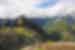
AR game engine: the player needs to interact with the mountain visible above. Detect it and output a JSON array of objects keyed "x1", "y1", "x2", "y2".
[
  {"x1": 59, "y1": 15, "x2": 75, "y2": 26},
  {"x1": 30, "y1": 18, "x2": 49, "y2": 27}
]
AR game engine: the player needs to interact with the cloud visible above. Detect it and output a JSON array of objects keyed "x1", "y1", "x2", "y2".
[
  {"x1": 0, "y1": 0, "x2": 74, "y2": 18},
  {"x1": 31, "y1": 0, "x2": 74, "y2": 17},
  {"x1": 8, "y1": 0, "x2": 32, "y2": 19},
  {"x1": 33, "y1": 0, "x2": 57, "y2": 8},
  {"x1": 30, "y1": 0, "x2": 73, "y2": 18}
]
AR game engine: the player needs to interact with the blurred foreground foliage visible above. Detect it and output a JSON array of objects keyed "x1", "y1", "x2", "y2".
[{"x1": 0, "y1": 27, "x2": 37, "y2": 50}]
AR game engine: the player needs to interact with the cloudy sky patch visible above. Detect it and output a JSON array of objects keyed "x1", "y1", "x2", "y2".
[{"x1": 0, "y1": 0, "x2": 74, "y2": 18}]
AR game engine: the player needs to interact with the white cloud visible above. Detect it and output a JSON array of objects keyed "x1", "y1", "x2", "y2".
[
  {"x1": 8, "y1": 0, "x2": 32, "y2": 19},
  {"x1": 30, "y1": 0, "x2": 73, "y2": 18},
  {"x1": 0, "y1": 0, "x2": 74, "y2": 18}
]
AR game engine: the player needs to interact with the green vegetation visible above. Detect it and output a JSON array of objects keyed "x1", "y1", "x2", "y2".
[
  {"x1": 43, "y1": 17, "x2": 75, "y2": 41},
  {"x1": 0, "y1": 16, "x2": 75, "y2": 50}
]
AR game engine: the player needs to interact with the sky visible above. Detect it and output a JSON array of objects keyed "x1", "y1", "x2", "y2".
[
  {"x1": 32, "y1": 0, "x2": 58, "y2": 8},
  {"x1": 0, "y1": 0, "x2": 74, "y2": 18}
]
